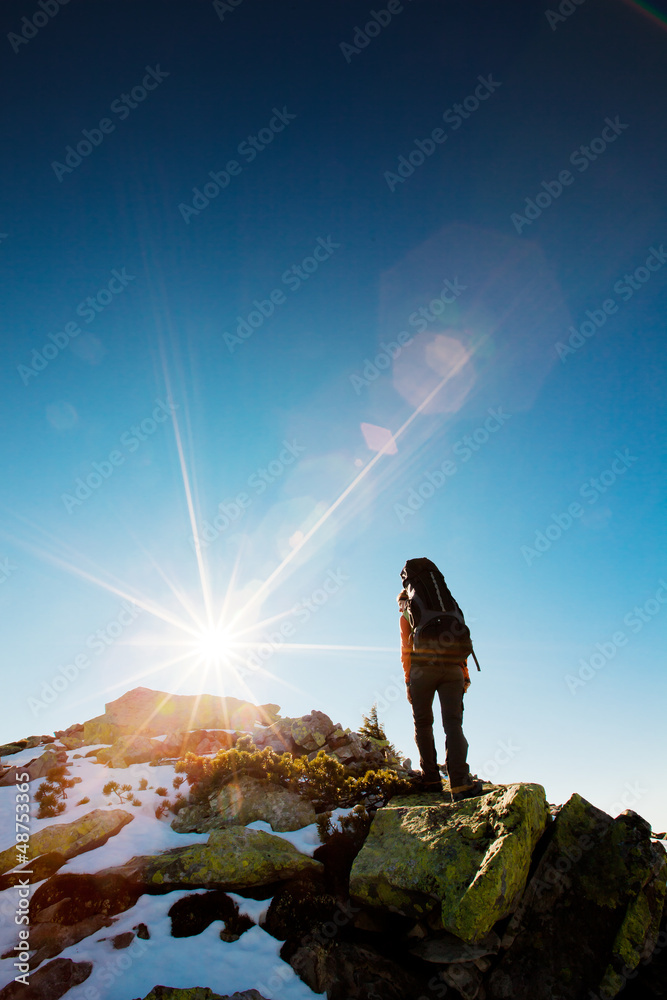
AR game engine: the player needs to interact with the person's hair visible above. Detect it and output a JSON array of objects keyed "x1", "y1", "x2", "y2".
[{"x1": 397, "y1": 590, "x2": 408, "y2": 602}]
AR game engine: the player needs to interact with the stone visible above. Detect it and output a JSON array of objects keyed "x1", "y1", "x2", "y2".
[
  {"x1": 290, "y1": 939, "x2": 429, "y2": 999},
  {"x1": 96, "y1": 736, "x2": 158, "y2": 767},
  {"x1": 349, "y1": 783, "x2": 549, "y2": 942},
  {"x1": 82, "y1": 715, "x2": 124, "y2": 746},
  {"x1": 0, "y1": 958, "x2": 92, "y2": 1000},
  {"x1": 409, "y1": 928, "x2": 501, "y2": 963},
  {"x1": 0, "y1": 809, "x2": 133, "y2": 876},
  {"x1": 58, "y1": 735, "x2": 86, "y2": 750},
  {"x1": 213, "y1": 775, "x2": 316, "y2": 831},
  {"x1": 159, "y1": 730, "x2": 234, "y2": 759},
  {"x1": 30, "y1": 871, "x2": 143, "y2": 925},
  {"x1": 0, "y1": 852, "x2": 66, "y2": 889},
  {"x1": 0, "y1": 748, "x2": 67, "y2": 787},
  {"x1": 101, "y1": 826, "x2": 322, "y2": 891},
  {"x1": 168, "y1": 890, "x2": 253, "y2": 939},
  {"x1": 27, "y1": 914, "x2": 112, "y2": 967},
  {"x1": 290, "y1": 711, "x2": 335, "y2": 751},
  {"x1": 486, "y1": 794, "x2": 667, "y2": 1000},
  {"x1": 134, "y1": 922, "x2": 151, "y2": 939},
  {"x1": 262, "y1": 872, "x2": 339, "y2": 943},
  {"x1": 251, "y1": 720, "x2": 298, "y2": 754}
]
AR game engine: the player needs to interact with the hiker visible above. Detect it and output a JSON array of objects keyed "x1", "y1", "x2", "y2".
[{"x1": 399, "y1": 559, "x2": 482, "y2": 802}]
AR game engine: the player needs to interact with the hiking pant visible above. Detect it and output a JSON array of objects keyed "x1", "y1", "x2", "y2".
[{"x1": 409, "y1": 656, "x2": 469, "y2": 788}]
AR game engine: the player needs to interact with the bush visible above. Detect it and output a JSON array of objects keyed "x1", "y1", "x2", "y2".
[
  {"x1": 76, "y1": 796, "x2": 90, "y2": 806},
  {"x1": 103, "y1": 781, "x2": 133, "y2": 804},
  {"x1": 138, "y1": 778, "x2": 148, "y2": 791},
  {"x1": 35, "y1": 765, "x2": 78, "y2": 818},
  {"x1": 175, "y1": 744, "x2": 412, "y2": 813},
  {"x1": 155, "y1": 786, "x2": 168, "y2": 797}
]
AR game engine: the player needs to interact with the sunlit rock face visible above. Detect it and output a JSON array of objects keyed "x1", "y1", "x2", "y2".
[{"x1": 101, "y1": 686, "x2": 277, "y2": 735}]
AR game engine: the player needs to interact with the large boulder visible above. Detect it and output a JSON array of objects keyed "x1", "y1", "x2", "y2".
[
  {"x1": 349, "y1": 783, "x2": 549, "y2": 942},
  {"x1": 96, "y1": 736, "x2": 161, "y2": 767},
  {"x1": 0, "y1": 809, "x2": 133, "y2": 877},
  {"x1": 30, "y1": 871, "x2": 141, "y2": 924},
  {"x1": 82, "y1": 715, "x2": 125, "y2": 746},
  {"x1": 290, "y1": 711, "x2": 335, "y2": 752},
  {"x1": 213, "y1": 776, "x2": 316, "y2": 831},
  {"x1": 101, "y1": 827, "x2": 322, "y2": 891},
  {"x1": 486, "y1": 794, "x2": 667, "y2": 1000},
  {"x1": 103, "y1": 687, "x2": 275, "y2": 736}
]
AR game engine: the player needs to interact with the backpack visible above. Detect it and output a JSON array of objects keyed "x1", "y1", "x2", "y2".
[{"x1": 400, "y1": 557, "x2": 479, "y2": 668}]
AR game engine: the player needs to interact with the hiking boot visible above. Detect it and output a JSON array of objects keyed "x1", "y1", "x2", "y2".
[
  {"x1": 412, "y1": 774, "x2": 443, "y2": 793},
  {"x1": 450, "y1": 779, "x2": 484, "y2": 803}
]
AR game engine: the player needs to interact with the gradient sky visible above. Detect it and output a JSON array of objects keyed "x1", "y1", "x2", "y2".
[{"x1": 1, "y1": 0, "x2": 666, "y2": 831}]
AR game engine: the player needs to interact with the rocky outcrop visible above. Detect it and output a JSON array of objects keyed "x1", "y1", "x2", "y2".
[
  {"x1": 101, "y1": 687, "x2": 277, "y2": 736},
  {"x1": 349, "y1": 783, "x2": 548, "y2": 942},
  {"x1": 486, "y1": 793, "x2": 667, "y2": 1000},
  {"x1": 0, "y1": 809, "x2": 133, "y2": 877},
  {"x1": 0, "y1": 735, "x2": 49, "y2": 757},
  {"x1": 100, "y1": 826, "x2": 322, "y2": 891}
]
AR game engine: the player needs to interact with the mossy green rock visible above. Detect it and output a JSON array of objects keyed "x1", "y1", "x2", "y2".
[
  {"x1": 349, "y1": 783, "x2": 548, "y2": 942},
  {"x1": 109, "y1": 827, "x2": 322, "y2": 890},
  {"x1": 0, "y1": 809, "x2": 133, "y2": 876},
  {"x1": 486, "y1": 794, "x2": 667, "y2": 1000}
]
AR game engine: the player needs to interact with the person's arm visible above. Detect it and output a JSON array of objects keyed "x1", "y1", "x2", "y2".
[{"x1": 462, "y1": 661, "x2": 471, "y2": 693}]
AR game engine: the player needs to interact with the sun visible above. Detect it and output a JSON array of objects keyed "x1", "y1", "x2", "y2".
[{"x1": 194, "y1": 625, "x2": 234, "y2": 665}]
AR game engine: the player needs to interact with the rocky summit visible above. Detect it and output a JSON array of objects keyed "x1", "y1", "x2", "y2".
[{"x1": 0, "y1": 686, "x2": 664, "y2": 1000}]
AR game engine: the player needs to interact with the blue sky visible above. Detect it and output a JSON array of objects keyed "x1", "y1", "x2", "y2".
[{"x1": 1, "y1": 0, "x2": 666, "y2": 830}]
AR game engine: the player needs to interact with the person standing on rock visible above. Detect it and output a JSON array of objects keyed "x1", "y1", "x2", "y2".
[{"x1": 398, "y1": 559, "x2": 483, "y2": 803}]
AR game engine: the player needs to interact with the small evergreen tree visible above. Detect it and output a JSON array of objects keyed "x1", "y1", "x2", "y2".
[{"x1": 359, "y1": 703, "x2": 399, "y2": 762}]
